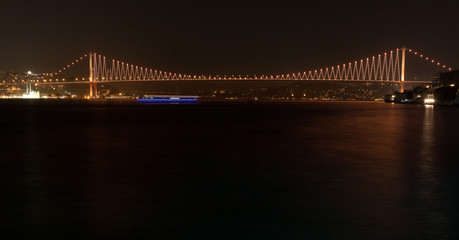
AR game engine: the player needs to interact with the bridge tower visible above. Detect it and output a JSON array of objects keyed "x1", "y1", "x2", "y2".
[
  {"x1": 401, "y1": 47, "x2": 406, "y2": 93},
  {"x1": 89, "y1": 51, "x2": 98, "y2": 98}
]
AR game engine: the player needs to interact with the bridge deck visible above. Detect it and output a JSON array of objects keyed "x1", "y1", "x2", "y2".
[{"x1": 11, "y1": 79, "x2": 431, "y2": 85}]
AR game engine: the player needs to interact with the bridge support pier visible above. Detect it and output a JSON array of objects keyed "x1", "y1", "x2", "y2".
[{"x1": 89, "y1": 82, "x2": 97, "y2": 99}]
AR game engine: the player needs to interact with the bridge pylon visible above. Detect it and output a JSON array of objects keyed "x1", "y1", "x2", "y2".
[
  {"x1": 89, "y1": 51, "x2": 98, "y2": 98},
  {"x1": 401, "y1": 47, "x2": 406, "y2": 93}
]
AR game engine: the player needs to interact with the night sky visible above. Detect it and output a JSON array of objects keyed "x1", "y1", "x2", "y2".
[{"x1": 1, "y1": 0, "x2": 458, "y2": 77}]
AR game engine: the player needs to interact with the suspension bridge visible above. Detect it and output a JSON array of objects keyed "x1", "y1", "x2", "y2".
[{"x1": 26, "y1": 47, "x2": 454, "y2": 98}]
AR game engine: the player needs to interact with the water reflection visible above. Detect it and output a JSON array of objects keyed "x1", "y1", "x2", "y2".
[
  {"x1": 418, "y1": 105, "x2": 437, "y2": 201},
  {"x1": 416, "y1": 105, "x2": 449, "y2": 237},
  {"x1": 420, "y1": 105, "x2": 435, "y2": 175},
  {"x1": 3, "y1": 102, "x2": 459, "y2": 239}
]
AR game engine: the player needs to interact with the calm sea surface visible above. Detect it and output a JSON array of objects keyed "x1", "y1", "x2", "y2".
[{"x1": 1, "y1": 101, "x2": 459, "y2": 239}]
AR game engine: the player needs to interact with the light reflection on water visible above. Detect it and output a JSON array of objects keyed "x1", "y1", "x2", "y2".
[
  {"x1": 1, "y1": 101, "x2": 458, "y2": 239},
  {"x1": 415, "y1": 105, "x2": 449, "y2": 237},
  {"x1": 420, "y1": 105, "x2": 435, "y2": 178}
]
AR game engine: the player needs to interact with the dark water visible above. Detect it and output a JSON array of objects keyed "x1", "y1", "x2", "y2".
[{"x1": 1, "y1": 101, "x2": 459, "y2": 239}]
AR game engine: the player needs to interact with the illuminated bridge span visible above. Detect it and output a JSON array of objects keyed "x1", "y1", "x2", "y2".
[{"x1": 43, "y1": 47, "x2": 453, "y2": 98}]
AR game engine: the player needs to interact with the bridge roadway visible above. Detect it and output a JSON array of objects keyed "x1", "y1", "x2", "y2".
[{"x1": 13, "y1": 79, "x2": 430, "y2": 85}]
